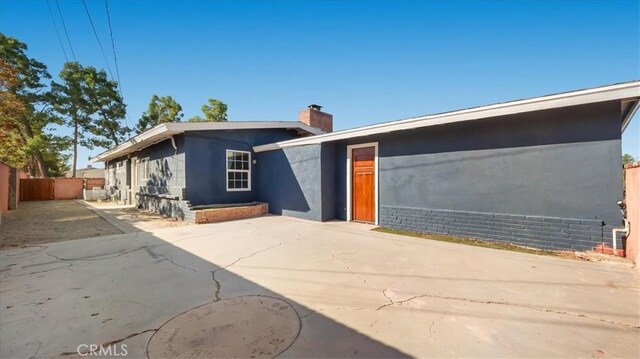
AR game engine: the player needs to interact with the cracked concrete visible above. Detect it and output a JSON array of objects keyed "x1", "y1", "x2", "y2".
[{"x1": 1, "y1": 215, "x2": 639, "y2": 358}]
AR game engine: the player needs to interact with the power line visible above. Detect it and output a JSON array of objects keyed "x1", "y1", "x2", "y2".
[
  {"x1": 54, "y1": 0, "x2": 76, "y2": 61},
  {"x1": 104, "y1": 0, "x2": 130, "y2": 129},
  {"x1": 104, "y1": 0, "x2": 121, "y2": 88},
  {"x1": 81, "y1": 0, "x2": 114, "y2": 80},
  {"x1": 45, "y1": 0, "x2": 69, "y2": 62}
]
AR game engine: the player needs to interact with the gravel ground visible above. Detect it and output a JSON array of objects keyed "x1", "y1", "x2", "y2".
[{"x1": 0, "y1": 200, "x2": 122, "y2": 249}]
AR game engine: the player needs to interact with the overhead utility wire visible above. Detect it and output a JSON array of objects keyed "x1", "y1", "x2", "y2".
[
  {"x1": 104, "y1": 0, "x2": 130, "y2": 129},
  {"x1": 54, "y1": 0, "x2": 77, "y2": 61},
  {"x1": 45, "y1": 0, "x2": 69, "y2": 62},
  {"x1": 104, "y1": 0, "x2": 122, "y2": 90},
  {"x1": 81, "y1": 0, "x2": 115, "y2": 80}
]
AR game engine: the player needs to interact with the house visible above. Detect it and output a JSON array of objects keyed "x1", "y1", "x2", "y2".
[
  {"x1": 65, "y1": 165, "x2": 105, "y2": 178},
  {"x1": 91, "y1": 81, "x2": 640, "y2": 252},
  {"x1": 91, "y1": 115, "x2": 327, "y2": 218}
]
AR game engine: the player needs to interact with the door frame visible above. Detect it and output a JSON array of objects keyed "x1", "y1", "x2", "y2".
[
  {"x1": 130, "y1": 157, "x2": 138, "y2": 205},
  {"x1": 346, "y1": 142, "x2": 379, "y2": 225}
]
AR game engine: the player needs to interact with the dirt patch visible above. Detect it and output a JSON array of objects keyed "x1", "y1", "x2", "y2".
[
  {"x1": 373, "y1": 227, "x2": 563, "y2": 257},
  {"x1": 0, "y1": 201, "x2": 122, "y2": 249},
  {"x1": 373, "y1": 227, "x2": 635, "y2": 267},
  {"x1": 85, "y1": 202, "x2": 191, "y2": 232}
]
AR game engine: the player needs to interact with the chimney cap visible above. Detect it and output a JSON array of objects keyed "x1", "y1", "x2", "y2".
[{"x1": 308, "y1": 104, "x2": 323, "y2": 111}]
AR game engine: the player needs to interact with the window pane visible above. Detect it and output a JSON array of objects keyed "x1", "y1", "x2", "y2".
[
  {"x1": 228, "y1": 180, "x2": 235, "y2": 189},
  {"x1": 241, "y1": 172, "x2": 248, "y2": 181}
]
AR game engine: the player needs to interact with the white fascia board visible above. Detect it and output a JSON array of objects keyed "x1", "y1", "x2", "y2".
[
  {"x1": 90, "y1": 121, "x2": 323, "y2": 163},
  {"x1": 254, "y1": 81, "x2": 640, "y2": 153},
  {"x1": 90, "y1": 124, "x2": 173, "y2": 163},
  {"x1": 622, "y1": 100, "x2": 639, "y2": 133},
  {"x1": 163, "y1": 121, "x2": 324, "y2": 134}
]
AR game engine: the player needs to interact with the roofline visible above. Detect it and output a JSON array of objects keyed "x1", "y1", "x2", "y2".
[
  {"x1": 622, "y1": 99, "x2": 639, "y2": 133},
  {"x1": 254, "y1": 81, "x2": 640, "y2": 153},
  {"x1": 90, "y1": 121, "x2": 325, "y2": 163}
]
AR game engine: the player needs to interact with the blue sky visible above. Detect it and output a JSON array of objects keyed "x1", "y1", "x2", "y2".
[{"x1": 1, "y1": 0, "x2": 639, "y2": 168}]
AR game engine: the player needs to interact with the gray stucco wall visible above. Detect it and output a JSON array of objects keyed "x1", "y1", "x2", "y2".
[
  {"x1": 321, "y1": 101, "x2": 624, "y2": 250},
  {"x1": 329, "y1": 101, "x2": 623, "y2": 225},
  {"x1": 378, "y1": 101, "x2": 622, "y2": 224},
  {"x1": 256, "y1": 145, "x2": 324, "y2": 221},
  {"x1": 184, "y1": 129, "x2": 303, "y2": 206}
]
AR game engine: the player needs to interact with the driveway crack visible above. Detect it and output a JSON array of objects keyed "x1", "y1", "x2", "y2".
[
  {"x1": 331, "y1": 249, "x2": 394, "y2": 308},
  {"x1": 3, "y1": 264, "x2": 74, "y2": 278},
  {"x1": 376, "y1": 292, "x2": 639, "y2": 329},
  {"x1": 208, "y1": 242, "x2": 285, "y2": 302}
]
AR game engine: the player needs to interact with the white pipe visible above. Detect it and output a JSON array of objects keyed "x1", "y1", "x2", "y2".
[{"x1": 611, "y1": 220, "x2": 629, "y2": 256}]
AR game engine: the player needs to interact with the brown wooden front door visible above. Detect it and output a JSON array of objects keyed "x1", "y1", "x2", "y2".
[{"x1": 352, "y1": 146, "x2": 375, "y2": 223}]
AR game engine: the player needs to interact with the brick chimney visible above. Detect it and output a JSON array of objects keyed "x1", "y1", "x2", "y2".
[{"x1": 299, "y1": 104, "x2": 333, "y2": 133}]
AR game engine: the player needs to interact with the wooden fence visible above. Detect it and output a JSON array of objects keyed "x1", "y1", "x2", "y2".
[
  {"x1": 19, "y1": 177, "x2": 105, "y2": 202},
  {"x1": 19, "y1": 178, "x2": 54, "y2": 201}
]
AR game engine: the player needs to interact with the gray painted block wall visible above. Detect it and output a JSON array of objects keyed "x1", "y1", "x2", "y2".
[{"x1": 136, "y1": 136, "x2": 186, "y2": 195}]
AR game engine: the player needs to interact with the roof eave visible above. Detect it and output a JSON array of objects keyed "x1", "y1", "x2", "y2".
[
  {"x1": 254, "y1": 81, "x2": 640, "y2": 153},
  {"x1": 90, "y1": 121, "x2": 324, "y2": 163}
]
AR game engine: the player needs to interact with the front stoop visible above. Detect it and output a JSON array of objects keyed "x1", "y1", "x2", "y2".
[{"x1": 193, "y1": 203, "x2": 269, "y2": 224}]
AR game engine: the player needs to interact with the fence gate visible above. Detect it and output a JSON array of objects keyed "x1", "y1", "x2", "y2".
[{"x1": 19, "y1": 178, "x2": 55, "y2": 201}]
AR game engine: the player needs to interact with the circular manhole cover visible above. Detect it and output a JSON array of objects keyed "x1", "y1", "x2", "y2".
[{"x1": 147, "y1": 296, "x2": 300, "y2": 358}]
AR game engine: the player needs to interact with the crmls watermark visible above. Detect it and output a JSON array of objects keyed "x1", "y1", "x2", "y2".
[{"x1": 76, "y1": 344, "x2": 128, "y2": 357}]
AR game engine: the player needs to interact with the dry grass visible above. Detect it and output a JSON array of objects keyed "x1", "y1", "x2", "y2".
[
  {"x1": 0, "y1": 201, "x2": 122, "y2": 249},
  {"x1": 373, "y1": 227, "x2": 564, "y2": 257}
]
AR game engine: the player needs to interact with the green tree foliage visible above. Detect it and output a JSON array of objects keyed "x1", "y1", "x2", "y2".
[
  {"x1": 622, "y1": 153, "x2": 636, "y2": 165},
  {"x1": 136, "y1": 95, "x2": 184, "y2": 133},
  {"x1": 52, "y1": 62, "x2": 129, "y2": 177},
  {"x1": 188, "y1": 98, "x2": 228, "y2": 122},
  {"x1": 0, "y1": 33, "x2": 69, "y2": 177}
]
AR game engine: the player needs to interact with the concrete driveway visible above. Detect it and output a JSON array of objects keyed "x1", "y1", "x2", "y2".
[{"x1": 1, "y1": 216, "x2": 638, "y2": 358}]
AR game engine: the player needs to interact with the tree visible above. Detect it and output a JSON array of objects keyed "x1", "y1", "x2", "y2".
[
  {"x1": 52, "y1": 62, "x2": 129, "y2": 177},
  {"x1": 622, "y1": 153, "x2": 636, "y2": 165},
  {"x1": 188, "y1": 98, "x2": 227, "y2": 122},
  {"x1": 136, "y1": 95, "x2": 183, "y2": 133},
  {"x1": 0, "y1": 34, "x2": 69, "y2": 177}
]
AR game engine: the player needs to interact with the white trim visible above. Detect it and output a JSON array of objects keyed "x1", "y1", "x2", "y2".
[
  {"x1": 346, "y1": 142, "x2": 379, "y2": 225},
  {"x1": 90, "y1": 121, "x2": 325, "y2": 163},
  {"x1": 130, "y1": 156, "x2": 138, "y2": 205},
  {"x1": 140, "y1": 158, "x2": 150, "y2": 180},
  {"x1": 225, "y1": 149, "x2": 252, "y2": 192},
  {"x1": 254, "y1": 81, "x2": 640, "y2": 152},
  {"x1": 622, "y1": 100, "x2": 639, "y2": 133}
]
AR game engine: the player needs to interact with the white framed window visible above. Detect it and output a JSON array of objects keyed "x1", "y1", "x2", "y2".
[
  {"x1": 116, "y1": 161, "x2": 124, "y2": 173},
  {"x1": 140, "y1": 158, "x2": 150, "y2": 180},
  {"x1": 226, "y1": 150, "x2": 251, "y2": 191}
]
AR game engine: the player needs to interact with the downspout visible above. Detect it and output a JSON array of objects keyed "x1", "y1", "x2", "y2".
[
  {"x1": 170, "y1": 136, "x2": 177, "y2": 152},
  {"x1": 611, "y1": 200, "x2": 629, "y2": 256},
  {"x1": 170, "y1": 136, "x2": 178, "y2": 197},
  {"x1": 611, "y1": 220, "x2": 629, "y2": 256}
]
